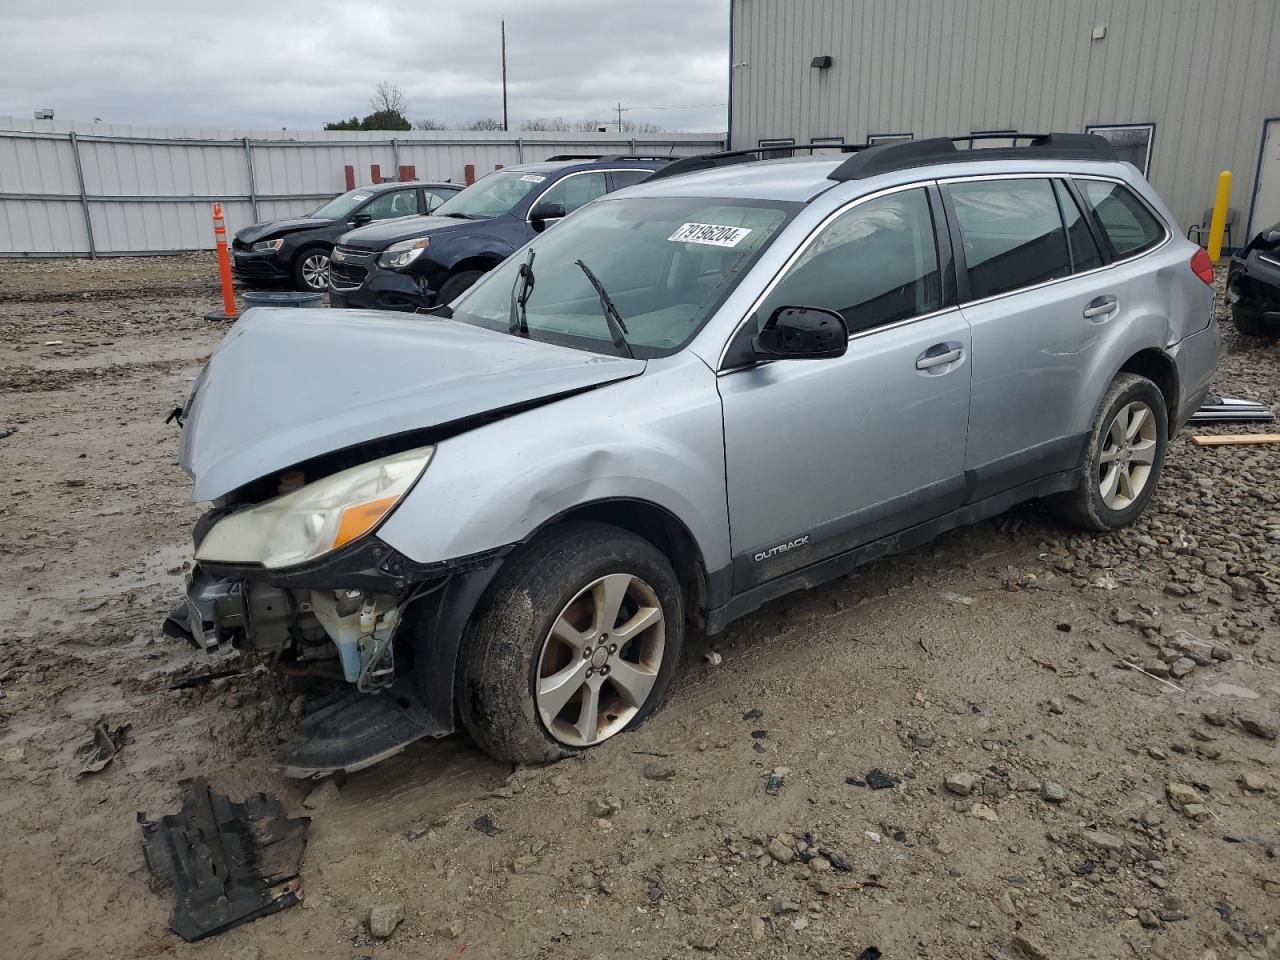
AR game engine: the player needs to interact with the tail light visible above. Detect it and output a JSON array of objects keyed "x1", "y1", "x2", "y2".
[{"x1": 1190, "y1": 248, "x2": 1214, "y2": 286}]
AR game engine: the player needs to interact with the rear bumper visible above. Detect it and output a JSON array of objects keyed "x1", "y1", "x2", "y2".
[
  {"x1": 1227, "y1": 251, "x2": 1280, "y2": 318},
  {"x1": 1171, "y1": 314, "x2": 1222, "y2": 430}
]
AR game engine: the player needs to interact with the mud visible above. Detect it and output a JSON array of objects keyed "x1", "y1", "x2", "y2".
[{"x1": 1, "y1": 255, "x2": 1277, "y2": 959}]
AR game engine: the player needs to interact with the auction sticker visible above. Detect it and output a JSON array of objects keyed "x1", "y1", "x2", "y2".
[
  {"x1": 668, "y1": 222, "x2": 752, "y2": 247},
  {"x1": 518, "y1": 174, "x2": 547, "y2": 183}
]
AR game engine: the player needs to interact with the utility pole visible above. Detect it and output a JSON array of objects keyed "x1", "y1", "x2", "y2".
[
  {"x1": 501, "y1": 19, "x2": 509, "y2": 132},
  {"x1": 616, "y1": 101, "x2": 623, "y2": 133}
]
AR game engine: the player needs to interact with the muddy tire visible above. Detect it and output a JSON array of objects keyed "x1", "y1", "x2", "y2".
[
  {"x1": 1049, "y1": 373, "x2": 1168, "y2": 532},
  {"x1": 458, "y1": 522, "x2": 684, "y2": 764},
  {"x1": 436, "y1": 270, "x2": 484, "y2": 306}
]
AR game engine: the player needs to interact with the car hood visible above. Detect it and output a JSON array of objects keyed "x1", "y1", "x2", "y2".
[
  {"x1": 339, "y1": 215, "x2": 490, "y2": 250},
  {"x1": 235, "y1": 218, "x2": 331, "y2": 243},
  {"x1": 180, "y1": 307, "x2": 645, "y2": 500}
]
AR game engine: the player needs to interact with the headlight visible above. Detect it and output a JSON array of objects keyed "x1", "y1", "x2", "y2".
[
  {"x1": 195, "y1": 446, "x2": 434, "y2": 569},
  {"x1": 252, "y1": 238, "x2": 283, "y2": 252},
  {"x1": 378, "y1": 237, "x2": 429, "y2": 269}
]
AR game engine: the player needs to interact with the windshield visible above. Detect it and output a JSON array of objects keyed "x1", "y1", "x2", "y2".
[
  {"x1": 309, "y1": 188, "x2": 375, "y2": 220},
  {"x1": 432, "y1": 169, "x2": 553, "y2": 220},
  {"x1": 450, "y1": 196, "x2": 798, "y2": 358}
]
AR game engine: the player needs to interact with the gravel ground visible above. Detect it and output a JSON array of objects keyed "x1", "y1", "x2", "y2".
[{"x1": 0, "y1": 255, "x2": 1277, "y2": 960}]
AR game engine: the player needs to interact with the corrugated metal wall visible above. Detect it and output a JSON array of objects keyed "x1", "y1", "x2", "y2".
[
  {"x1": 0, "y1": 118, "x2": 725, "y2": 256},
  {"x1": 729, "y1": 0, "x2": 1280, "y2": 236}
]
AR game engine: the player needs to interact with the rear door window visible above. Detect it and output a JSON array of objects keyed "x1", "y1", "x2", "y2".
[
  {"x1": 1053, "y1": 179, "x2": 1103, "y2": 273},
  {"x1": 1077, "y1": 180, "x2": 1165, "y2": 258},
  {"x1": 948, "y1": 178, "x2": 1071, "y2": 300},
  {"x1": 607, "y1": 169, "x2": 654, "y2": 191}
]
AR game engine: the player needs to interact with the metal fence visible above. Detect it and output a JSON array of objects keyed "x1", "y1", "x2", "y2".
[{"x1": 0, "y1": 118, "x2": 725, "y2": 257}]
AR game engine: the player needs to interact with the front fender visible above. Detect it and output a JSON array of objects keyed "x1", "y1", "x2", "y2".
[{"x1": 377, "y1": 352, "x2": 730, "y2": 572}]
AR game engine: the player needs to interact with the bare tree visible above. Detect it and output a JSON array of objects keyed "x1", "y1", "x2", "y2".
[
  {"x1": 370, "y1": 81, "x2": 409, "y2": 116},
  {"x1": 465, "y1": 118, "x2": 505, "y2": 131},
  {"x1": 413, "y1": 118, "x2": 447, "y2": 130},
  {"x1": 520, "y1": 116, "x2": 663, "y2": 134}
]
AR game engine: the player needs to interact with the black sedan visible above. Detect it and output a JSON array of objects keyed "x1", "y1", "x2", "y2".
[
  {"x1": 231, "y1": 181, "x2": 463, "y2": 292},
  {"x1": 1226, "y1": 222, "x2": 1280, "y2": 337}
]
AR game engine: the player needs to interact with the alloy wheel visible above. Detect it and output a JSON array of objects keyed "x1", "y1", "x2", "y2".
[
  {"x1": 300, "y1": 253, "x2": 330, "y2": 291},
  {"x1": 1098, "y1": 400, "x2": 1157, "y2": 510},
  {"x1": 535, "y1": 573, "x2": 665, "y2": 747}
]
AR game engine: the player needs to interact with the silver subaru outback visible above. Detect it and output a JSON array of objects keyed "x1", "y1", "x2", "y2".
[{"x1": 170, "y1": 134, "x2": 1220, "y2": 775}]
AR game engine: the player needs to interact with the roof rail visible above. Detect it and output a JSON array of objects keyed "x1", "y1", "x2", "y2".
[
  {"x1": 543, "y1": 154, "x2": 603, "y2": 161},
  {"x1": 641, "y1": 141, "x2": 867, "y2": 182},
  {"x1": 827, "y1": 133, "x2": 1117, "y2": 181},
  {"x1": 596, "y1": 154, "x2": 679, "y2": 163}
]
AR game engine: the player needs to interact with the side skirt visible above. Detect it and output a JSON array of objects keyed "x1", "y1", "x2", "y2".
[{"x1": 706, "y1": 467, "x2": 1080, "y2": 633}]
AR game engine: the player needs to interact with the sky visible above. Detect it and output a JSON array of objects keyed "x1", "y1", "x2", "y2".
[{"x1": 0, "y1": 0, "x2": 731, "y2": 133}]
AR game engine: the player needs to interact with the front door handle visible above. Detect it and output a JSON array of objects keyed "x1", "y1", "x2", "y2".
[
  {"x1": 1083, "y1": 295, "x2": 1119, "y2": 320},
  {"x1": 916, "y1": 347, "x2": 963, "y2": 370}
]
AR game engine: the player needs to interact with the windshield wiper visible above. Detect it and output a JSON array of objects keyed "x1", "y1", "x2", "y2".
[
  {"x1": 508, "y1": 250, "x2": 535, "y2": 337},
  {"x1": 574, "y1": 259, "x2": 634, "y2": 359}
]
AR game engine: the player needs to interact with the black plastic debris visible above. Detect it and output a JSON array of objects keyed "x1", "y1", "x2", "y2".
[
  {"x1": 76, "y1": 720, "x2": 132, "y2": 777},
  {"x1": 750, "y1": 729, "x2": 768, "y2": 739},
  {"x1": 742, "y1": 708, "x2": 764, "y2": 721},
  {"x1": 855, "y1": 949, "x2": 882, "y2": 960},
  {"x1": 139, "y1": 777, "x2": 309, "y2": 942},
  {"x1": 473, "y1": 813, "x2": 497, "y2": 835},
  {"x1": 765, "y1": 766, "x2": 789, "y2": 796},
  {"x1": 819, "y1": 848, "x2": 853, "y2": 872},
  {"x1": 1189, "y1": 393, "x2": 1274, "y2": 424},
  {"x1": 864, "y1": 768, "x2": 899, "y2": 790},
  {"x1": 0, "y1": 427, "x2": 16, "y2": 440}
]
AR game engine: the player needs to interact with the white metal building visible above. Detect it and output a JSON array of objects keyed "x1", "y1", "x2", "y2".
[{"x1": 728, "y1": 0, "x2": 1280, "y2": 245}]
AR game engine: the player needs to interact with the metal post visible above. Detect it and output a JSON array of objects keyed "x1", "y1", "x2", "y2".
[
  {"x1": 630, "y1": 138, "x2": 637, "y2": 155},
  {"x1": 242, "y1": 137, "x2": 260, "y2": 223},
  {"x1": 67, "y1": 131, "x2": 97, "y2": 258},
  {"x1": 501, "y1": 19, "x2": 509, "y2": 132},
  {"x1": 391, "y1": 139, "x2": 401, "y2": 181},
  {"x1": 1207, "y1": 169, "x2": 1233, "y2": 262},
  {"x1": 516, "y1": 137, "x2": 524, "y2": 163}
]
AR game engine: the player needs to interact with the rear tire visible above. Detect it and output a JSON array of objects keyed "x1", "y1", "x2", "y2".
[
  {"x1": 1232, "y1": 304, "x2": 1277, "y2": 338},
  {"x1": 436, "y1": 270, "x2": 484, "y2": 306},
  {"x1": 458, "y1": 522, "x2": 684, "y2": 764},
  {"x1": 1049, "y1": 373, "x2": 1168, "y2": 532}
]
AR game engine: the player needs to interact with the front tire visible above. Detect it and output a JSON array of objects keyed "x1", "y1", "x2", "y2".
[
  {"x1": 436, "y1": 270, "x2": 484, "y2": 306},
  {"x1": 1050, "y1": 373, "x2": 1168, "y2": 532},
  {"x1": 458, "y1": 522, "x2": 684, "y2": 764},
  {"x1": 293, "y1": 248, "x2": 331, "y2": 292}
]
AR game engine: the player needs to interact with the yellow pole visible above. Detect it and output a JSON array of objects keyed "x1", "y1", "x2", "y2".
[{"x1": 1207, "y1": 169, "x2": 1232, "y2": 263}]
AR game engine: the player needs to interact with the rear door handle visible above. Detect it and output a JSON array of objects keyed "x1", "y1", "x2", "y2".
[
  {"x1": 915, "y1": 347, "x2": 963, "y2": 370},
  {"x1": 1083, "y1": 295, "x2": 1119, "y2": 320}
]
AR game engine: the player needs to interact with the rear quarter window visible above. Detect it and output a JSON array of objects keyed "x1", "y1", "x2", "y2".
[{"x1": 1077, "y1": 180, "x2": 1165, "y2": 258}]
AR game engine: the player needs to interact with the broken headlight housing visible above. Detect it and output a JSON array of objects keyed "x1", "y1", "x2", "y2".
[
  {"x1": 252, "y1": 238, "x2": 283, "y2": 252},
  {"x1": 378, "y1": 237, "x2": 429, "y2": 270},
  {"x1": 195, "y1": 446, "x2": 434, "y2": 569}
]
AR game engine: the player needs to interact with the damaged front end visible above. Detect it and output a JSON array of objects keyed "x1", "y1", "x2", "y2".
[{"x1": 163, "y1": 446, "x2": 504, "y2": 778}]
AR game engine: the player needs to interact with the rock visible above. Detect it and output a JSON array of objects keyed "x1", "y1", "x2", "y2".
[
  {"x1": 643, "y1": 761, "x2": 677, "y2": 780},
  {"x1": 303, "y1": 779, "x2": 340, "y2": 811},
  {"x1": 767, "y1": 837, "x2": 795, "y2": 864},
  {"x1": 1167, "y1": 782, "x2": 1200, "y2": 806},
  {"x1": 1202, "y1": 711, "x2": 1229, "y2": 727},
  {"x1": 1182, "y1": 803, "x2": 1209, "y2": 820},
  {"x1": 1138, "y1": 908, "x2": 1161, "y2": 929},
  {"x1": 909, "y1": 732, "x2": 935, "y2": 748},
  {"x1": 592, "y1": 796, "x2": 623, "y2": 818},
  {"x1": 769, "y1": 899, "x2": 800, "y2": 915},
  {"x1": 288, "y1": 695, "x2": 305, "y2": 719},
  {"x1": 1240, "y1": 772, "x2": 1268, "y2": 792},
  {"x1": 1239, "y1": 717, "x2": 1277, "y2": 740},
  {"x1": 791, "y1": 915, "x2": 809, "y2": 931},
  {"x1": 1147, "y1": 746, "x2": 1168, "y2": 761},
  {"x1": 1169, "y1": 658, "x2": 1196, "y2": 678},
  {"x1": 573, "y1": 871, "x2": 598, "y2": 890},
  {"x1": 750, "y1": 916, "x2": 767, "y2": 942},
  {"x1": 1047, "y1": 697, "x2": 1065, "y2": 715},
  {"x1": 1229, "y1": 577, "x2": 1253, "y2": 601},
  {"x1": 945, "y1": 772, "x2": 977, "y2": 796},
  {"x1": 368, "y1": 902, "x2": 404, "y2": 939},
  {"x1": 810, "y1": 875, "x2": 835, "y2": 895},
  {"x1": 970, "y1": 802, "x2": 999, "y2": 821},
  {"x1": 703, "y1": 651, "x2": 723, "y2": 666},
  {"x1": 1081, "y1": 829, "x2": 1126, "y2": 854},
  {"x1": 438, "y1": 919, "x2": 465, "y2": 939},
  {"x1": 1042, "y1": 782, "x2": 1068, "y2": 803},
  {"x1": 691, "y1": 932, "x2": 718, "y2": 951},
  {"x1": 1011, "y1": 933, "x2": 1051, "y2": 960}
]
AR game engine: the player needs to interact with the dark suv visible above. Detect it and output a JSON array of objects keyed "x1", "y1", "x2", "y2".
[
  {"x1": 231, "y1": 181, "x2": 463, "y2": 293},
  {"x1": 327, "y1": 156, "x2": 673, "y2": 311}
]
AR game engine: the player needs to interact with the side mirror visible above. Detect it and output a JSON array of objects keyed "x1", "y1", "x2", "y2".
[
  {"x1": 529, "y1": 200, "x2": 566, "y2": 224},
  {"x1": 752, "y1": 306, "x2": 848, "y2": 360},
  {"x1": 349, "y1": 212, "x2": 373, "y2": 227}
]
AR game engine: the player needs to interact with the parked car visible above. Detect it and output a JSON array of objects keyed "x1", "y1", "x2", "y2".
[
  {"x1": 231, "y1": 181, "x2": 463, "y2": 293},
  {"x1": 168, "y1": 134, "x2": 1219, "y2": 775},
  {"x1": 1226, "y1": 221, "x2": 1280, "y2": 337},
  {"x1": 327, "y1": 156, "x2": 674, "y2": 311}
]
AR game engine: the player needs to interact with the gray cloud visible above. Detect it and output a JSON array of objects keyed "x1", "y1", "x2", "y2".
[{"x1": 0, "y1": 0, "x2": 729, "y2": 132}]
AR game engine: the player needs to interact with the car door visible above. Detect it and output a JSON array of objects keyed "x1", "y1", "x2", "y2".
[
  {"x1": 361, "y1": 188, "x2": 419, "y2": 221},
  {"x1": 718, "y1": 184, "x2": 973, "y2": 592},
  {"x1": 943, "y1": 175, "x2": 1115, "y2": 498},
  {"x1": 527, "y1": 171, "x2": 609, "y2": 237}
]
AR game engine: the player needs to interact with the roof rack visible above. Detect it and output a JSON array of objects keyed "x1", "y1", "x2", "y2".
[
  {"x1": 827, "y1": 133, "x2": 1117, "y2": 181},
  {"x1": 596, "y1": 154, "x2": 679, "y2": 163},
  {"x1": 641, "y1": 141, "x2": 864, "y2": 182},
  {"x1": 543, "y1": 154, "x2": 604, "y2": 161}
]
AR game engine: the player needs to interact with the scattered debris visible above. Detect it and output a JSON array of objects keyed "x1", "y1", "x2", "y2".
[
  {"x1": 139, "y1": 777, "x2": 308, "y2": 941},
  {"x1": 944, "y1": 772, "x2": 976, "y2": 796},
  {"x1": 0, "y1": 427, "x2": 16, "y2": 440},
  {"x1": 472, "y1": 814, "x2": 498, "y2": 835},
  {"x1": 765, "y1": 767, "x2": 789, "y2": 796},
  {"x1": 76, "y1": 720, "x2": 132, "y2": 777},
  {"x1": 642, "y1": 761, "x2": 677, "y2": 781},
  {"x1": 703, "y1": 650, "x2": 723, "y2": 666},
  {"x1": 742, "y1": 707, "x2": 764, "y2": 721},
  {"x1": 302, "y1": 779, "x2": 340, "y2": 811},
  {"x1": 864, "y1": 768, "x2": 899, "y2": 790},
  {"x1": 1190, "y1": 433, "x2": 1280, "y2": 446},
  {"x1": 1189, "y1": 393, "x2": 1274, "y2": 424},
  {"x1": 1041, "y1": 782, "x2": 1069, "y2": 803},
  {"x1": 854, "y1": 948, "x2": 882, "y2": 960}
]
